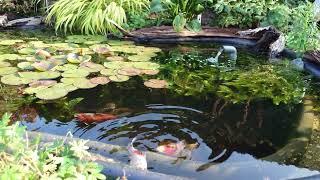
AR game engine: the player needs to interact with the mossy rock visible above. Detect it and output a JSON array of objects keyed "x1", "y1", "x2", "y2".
[
  {"x1": 100, "y1": 68, "x2": 118, "y2": 76},
  {"x1": 133, "y1": 62, "x2": 160, "y2": 70},
  {"x1": 17, "y1": 62, "x2": 35, "y2": 70},
  {"x1": 1, "y1": 74, "x2": 33, "y2": 85},
  {"x1": 0, "y1": 39, "x2": 24, "y2": 45},
  {"x1": 36, "y1": 86, "x2": 69, "y2": 100},
  {"x1": 0, "y1": 67, "x2": 18, "y2": 75},
  {"x1": 54, "y1": 64, "x2": 78, "y2": 72},
  {"x1": 18, "y1": 71, "x2": 61, "y2": 80},
  {"x1": 62, "y1": 69, "x2": 90, "y2": 78},
  {"x1": 18, "y1": 48, "x2": 36, "y2": 55},
  {"x1": 0, "y1": 54, "x2": 21, "y2": 61},
  {"x1": 109, "y1": 74, "x2": 130, "y2": 82},
  {"x1": 128, "y1": 55, "x2": 151, "y2": 62}
]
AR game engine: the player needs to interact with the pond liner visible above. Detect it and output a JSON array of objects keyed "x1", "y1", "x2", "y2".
[{"x1": 26, "y1": 130, "x2": 320, "y2": 180}]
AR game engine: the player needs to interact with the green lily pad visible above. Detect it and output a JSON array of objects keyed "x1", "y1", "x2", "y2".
[
  {"x1": 106, "y1": 56, "x2": 124, "y2": 61},
  {"x1": 24, "y1": 86, "x2": 48, "y2": 94},
  {"x1": 62, "y1": 69, "x2": 90, "y2": 78},
  {"x1": 90, "y1": 77, "x2": 110, "y2": 85},
  {"x1": 36, "y1": 86, "x2": 68, "y2": 100},
  {"x1": 32, "y1": 61, "x2": 56, "y2": 71},
  {"x1": 0, "y1": 62, "x2": 11, "y2": 68},
  {"x1": 35, "y1": 49, "x2": 52, "y2": 58},
  {"x1": 144, "y1": 79, "x2": 168, "y2": 89},
  {"x1": 61, "y1": 77, "x2": 86, "y2": 84},
  {"x1": 128, "y1": 55, "x2": 151, "y2": 62},
  {"x1": 18, "y1": 71, "x2": 61, "y2": 80},
  {"x1": 48, "y1": 58, "x2": 67, "y2": 66},
  {"x1": 0, "y1": 39, "x2": 24, "y2": 45},
  {"x1": 141, "y1": 69, "x2": 160, "y2": 75},
  {"x1": 17, "y1": 62, "x2": 35, "y2": 70},
  {"x1": 0, "y1": 54, "x2": 21, "y2": 61},
  {"x1": 110, "y1": 46, "x2": 138, "y2": 54},
  {"x1": 18, "y1": 47, "x2": 36, "y2": 55},
  {"x1": 100, "y1": 68, "x2": 118, "y2": 76},
  {"x1": 138, "y1": 51, "x2": 158, "y2": 58},
  {"x1": 133, "y1": 62, "x2": 160, "y2": 70},
  {"x1": 1, "y1": 74, "x2": 33, "y2": 85},
  {"x1": 104, "y1": 61, "x2": 132, "y2": 69},
  {"x1": 0, "y1": 67, "x2": 18, "y2": 75},
  {"x1": 52, "y1": 83, "x2": 78, "y2": 92},
  {"x1": 109, "y1": 74, "x2": 130, "y2": 82},
  {"x1": 54, "y1": 64, "x2": 78, "y2": 72},
  {"x1": 74, "y1": 48, "x2": 94, "y2": 55},
  {"x1": 118, "y1": 67, "x2": 141, "y2": 76},
  {"x1": 48, "y1": 43, "x2": 79, "y2": 51},
  {"x1": 28, "y1": 41, "x2": 50, "y2": 48},
  {"x1": 107, "y1": 40, "x2": 134, "y2": 46},
  {"x1": 79, "y1": 62, "x2": 104, "y2": 73},
  {"x1": 143, "y1": 47, "x2": 162, "y2": 53},
  {"x1": 66, "y1": 35, "x2": 107, "y2": 44}
]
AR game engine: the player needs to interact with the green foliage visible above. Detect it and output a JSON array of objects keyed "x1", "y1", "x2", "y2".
[
  {"x1": 217, "y1": 64, "x2": 306, "y2": 105},
  {"x1": 150, "y1": 0, "x2": 211, "y2": 31},
  {"x1": 125, "y1": 11, "x2": 159, "y2": 30},
  {"x1": 0, "y1": 113, "x2": 106, "y2": 179},
  {"x1": 0, "y1": 0, "x2": 46, "y2": 15},
  {"x1": 261, "y1": 4, "x2": 292, "y2": 32},
  {"x1": 213, "y1": 0, "x2": 278, "y2": 28},
  {"x1": 46, "y1": 0, "x2": 149, "y2": 35},
  {"x1": 286, "y1": 2, "x2": 320, "y2": 53}
]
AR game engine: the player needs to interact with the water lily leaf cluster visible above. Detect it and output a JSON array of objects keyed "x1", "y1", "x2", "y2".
[{"x1": 0, "y1": 37, "x2": 167, "y2": 100}]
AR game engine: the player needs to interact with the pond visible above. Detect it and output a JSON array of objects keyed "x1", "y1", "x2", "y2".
[{"x1": 0, "y1": 29, "x2": 318, "y2": 177}]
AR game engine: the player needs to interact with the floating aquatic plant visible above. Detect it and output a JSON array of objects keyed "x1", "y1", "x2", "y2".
[
  {"x1": 144, "y1": 79, "x2": 168, "y2": 89},
  {"x1": 0, "y1": 39, "x2": 24, "y2": 45}
]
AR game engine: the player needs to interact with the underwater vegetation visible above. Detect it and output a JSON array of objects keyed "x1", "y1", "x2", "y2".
[{"x1": 0, "y1": 35, "x2": 168, "y2": 101}]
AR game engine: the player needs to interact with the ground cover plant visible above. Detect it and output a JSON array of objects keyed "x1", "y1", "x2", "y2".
[{"x1": 0, "y1": 113, "x2": 106, "y2": 179}]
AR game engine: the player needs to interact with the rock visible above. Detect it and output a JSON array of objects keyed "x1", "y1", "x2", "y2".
[
  {"x1": 304, "y1": 50, "x2": 320, "y2": 65},
  {"x1": 6, "y1": 16, "x2": 43, "y2": 27},
  {"x1": 0, "y1": 15, "x2": 8, "y2": 27},
  {"x1": 291, "y1": 58, "x2": 305, "y2": 71},
  {"x1": 269, "y1": 33, "x2": 286, "y2": 59}
]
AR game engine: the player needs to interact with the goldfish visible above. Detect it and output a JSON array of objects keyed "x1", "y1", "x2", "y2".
[
  {"x1": 74, "y1": 113, "x2": 117, "y2": 123},
  {"x1": 127, "y1": 138, "x2": 147, "y2": 170},
  {"x1": 156, "y1": 140, "x2": 198, "y2": 158}
]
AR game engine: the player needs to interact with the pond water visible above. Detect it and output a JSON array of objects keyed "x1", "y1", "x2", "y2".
[{"x1": 0, "y1": 29, "x2": 318, "y2": 176}]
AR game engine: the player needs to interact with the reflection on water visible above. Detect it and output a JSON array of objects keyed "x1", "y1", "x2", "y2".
[{"x1": 23, "y1": 78, "x2": 303, "y2": 164}]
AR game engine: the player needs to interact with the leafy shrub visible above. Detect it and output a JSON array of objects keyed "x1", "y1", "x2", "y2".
[
  {"x1": 0, "y1": 113, "x2": 106, "y2": 179},
  {"x1": 125, "y1": 11, "x2": 160, "y2": 30},
  {"x1": 261, "y1": 4, "x2": 292, "y2": 32},
  {"x1": 213, "y1": 0, "x2": 278, "y2": 28},
  {"x1": 46, "y1": 0, "x2": 149, "y2": 35},
  {"x1": 286, "y1": 2, "x2": 320, "y2": 53},
  {"x1": 0, "y1": 0, "x2": 46, "y2": 15}
]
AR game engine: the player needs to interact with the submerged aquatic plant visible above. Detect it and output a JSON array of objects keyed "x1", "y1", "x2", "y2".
[{"x1": 46, "y1": 0, "x2": 149, "y2": 35}]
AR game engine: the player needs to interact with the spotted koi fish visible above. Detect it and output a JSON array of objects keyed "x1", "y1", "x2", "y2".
[{"x1": 127, "y1": 138, "x2": 147, "y2": 170}]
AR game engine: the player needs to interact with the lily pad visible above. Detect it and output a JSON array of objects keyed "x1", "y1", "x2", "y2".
[
  {"x1": 61, "y1": 77, "x2": 86, "y2": 86},
  {"x1": 67, "y1": 53, "x2": 91, "y2": 64},
  {"x1": 141, "y1": 69, "x2": 160, "y2": 75},
  {"x1": 48, "y1": 43, "x2": 79, "y2": 51},
  {"x1": 28, "y1": 41, "x2": 50, "y2": 48},
  {"x1": 36, "y1": 86, "x2": 68, "y2": 100},
  {"x1": 24, "y1": 86, "x2": 48, "y2": 94},
  {"x1": 128, "y1": 55, "x2": 151, "y2": 62},
  {"x1": 107, "y1": 40, "x2": 134, "y2": 46},
  {"x1": 0, "y1": 62, "x2": 11, "y2": 68},
  {"x1": 104, "y1": 61, "x2": 132, "y2": 69},
  {"x1": 17, "y1": 62, "x2": 35, "y2": 70},
  {"x1": 79, "y1": 62, "x2": 104, "y2": 73},
  {"x1": 62, "y1": 69, "x2": 90, "y2": 78},
  {"x1": 106, "y1": 56, "x2": 125, "y2": 61},
  {"x1": 32, "y1": 61, "x2": 56, "y2": 71},
  {"x1": 90, "y1": 44, "x2": 110, "y2": 54},
  {"x1": 90, "y1": 77, "x2": 110, "y2": 85},
  {"x1": 18, "y1": 71, "x2": 61, "y2": 80},
  {"x1": 118, "y1": 67, "x2": 141, "y2": 76},
  {"x1": 74, "y1": 79, "x2": 98, "y2": 89},
  {"x1": 109, "y1": 74, "x2": 130, "y2": 82},
  {"x1": 48, "y1": 58, "x2": 67, "y2": 66},
  {"x1": 0, "y1": 54, "x2": 21, "y2": 61},
  {"x1": 0, "y1": 39, "x2": 24, "y2": 45},
  {"x1": 18, "y1": 48, "x2": 36, "y2": 55},
  {"x1": 0, "y1": 67, "x2": 18, "y2": 75},
  {"x1": 133, "y1": 62, "x2": 160, "y2": 70},
  {"x1": 66, "y1": 35, "x2": 107, "y2": 44},
  {"x1": 143, "y1": 47, "x2": 162, "y2": 53},
  {"x1": 144, "y1": 79, "x2": 168, "y2": 89},
  {"x1": 54, "y1": 64, "x2": 78, "y2": 72},
  {"x1": 1, "y1": 74, "x2": 33, "y2": 85},
  {"x1": 74, "y1": 48, "x2": 94, "y2": 55},
  {"x1": 36, "y1": 49, "x2": 52, "y2": 58},
  {"x1": 138, "y1": 51, "x2": 158, "y2": 58},
  {"x1": 29, "y1": 80, "x2": 57, "y2": 88},
  {"x1": 100, "y1": 68, "x2": 118, "y2": 76},
  {"x1": 110, "y1": 46, "x2": 138, "y2": 54}
]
